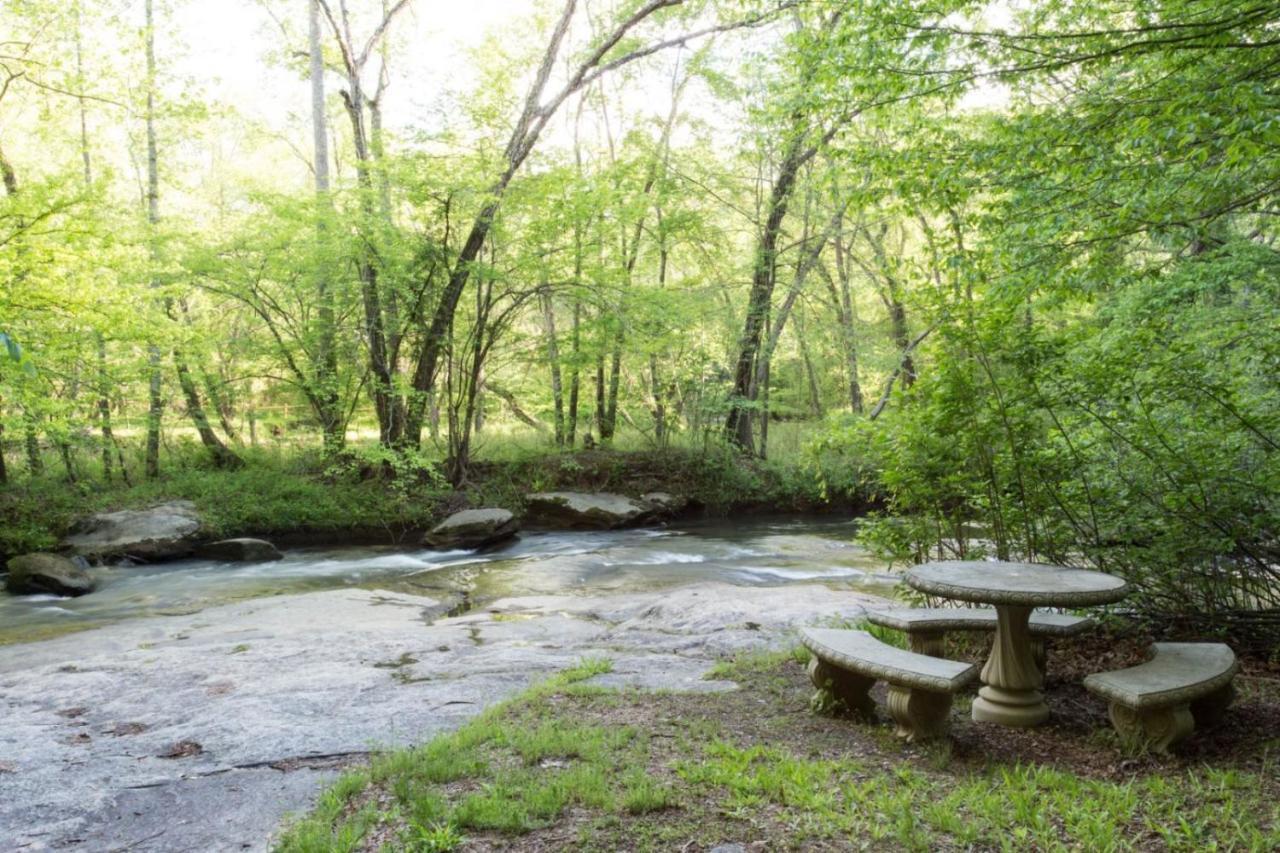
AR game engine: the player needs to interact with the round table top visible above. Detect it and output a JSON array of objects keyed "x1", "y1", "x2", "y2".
[{"x1": 904, "y1": 560, "x2": 1128, "y2": 607}]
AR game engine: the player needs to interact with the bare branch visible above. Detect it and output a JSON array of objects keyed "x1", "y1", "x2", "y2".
[
  {"x1": 315, "y1": 0, "x2": 356, "y2": 76},
  {"x1": 357, "y1": 0, "x2": 412, "y2": 68}
]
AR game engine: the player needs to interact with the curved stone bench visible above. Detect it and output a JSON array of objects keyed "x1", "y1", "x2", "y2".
[
  {"x1": 865, "y1": 607, "x2": 1093, "y2": 671},
  {"x1": 1083, "y1": 642, "x2": 1238, "y2": 753},
  {"x1": 800, "y1": 627, "x2": 978, "y2": 741}
]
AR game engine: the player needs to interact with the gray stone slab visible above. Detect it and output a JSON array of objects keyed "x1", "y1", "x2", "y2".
[
  {"x1": 866, "y1": 607, "x2": 1093, "y2": 637},
  {"x1": 906, "y1": 561, "x2": 1128, "y2": 607},
  {"x1": 800, "y1": 628, "x2": 977, "y2": 692},
  {"x1": 1083, "y1": 642, "x2": 1238, "y2": 709},
  {"x1": 524, "y1": 491, "x2": 650, "y2": 529},
  {"x1": 0, "y1": 582, "x2": 890, "y2": 849},
  {"x1": 69, "y1": 767, "x2": 344, "y2": 853},
  {"x1": 423, "y1": 508, "x2": 518, "y2": 549},
  {"x1": 62, "y1": 500, "x2": 203, "y2": 561}
]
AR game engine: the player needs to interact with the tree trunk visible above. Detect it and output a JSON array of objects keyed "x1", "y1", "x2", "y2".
[
  {"x1": 341, "y1": 84, "x2": 401, "y2": 447},
  {"x1": 725, "y1": 131, "x2": 815, "y2": 453},
  {"x1": 200, "y1": 366, "x2": 240, "y2": 444},
  {"x1": 567, "y1": 299, "x2": 581, "y2": 448},
  {"x1": 56, "y1": 361, "x2": 81, "y2": 484},
  {"x1": 603, "y1": 344, "x2": 622, "y2": 442},
  {"x1": 567, "y1": 99, "x2": 586, "y2": 450},
  {"x1": 541, "y1": 289, "x2": 565, "y2": 445},
  {"x1": 96, "y1": 334, "x2": 116, "y2": 482},
  {"x1": 446, "y1": 280, "x2": 493, "y2": 486},
  {"x1": 174, "y1": 352, "x2": 242, "y2": 468},
  {"x1": 23, "y1": 413, "x2": 42, "y2": 475},
  {"x1": 796, "y1": 311, "x2": 824, "y2": 418},
  {"x1": 889, "y1": 293, "x2": 916, "y2": 388},
  {"x1": 144, "y1": 0, "x2": 163, "y2": 479},
  {"x1": 594, "y1": 350, "x2": 606, "y2": 441},
  {"x1": 749, "y1": 187, "x2": 832, "y2": 446},
  {"x1": 0, "y1": 142, "x2": 16, "y2": 196},
  {"x1": 75, "y1": 1, "x2": 92, "y2": 186},
  {"x1": 856, "y1": 221, "x2": 918, "y2": 391},
  {"x1": 758, "y1": 358, "x2": 771, "y2": 459},
  {"x1": 77, "y1": 17, "x2": 120, "y2": 481},
  {"x1": 309, "y1": 0, "x2": 343, "y2": 451},
  {"x1": 831, "y1": 215, "x2": 863, "y2": 413},
  {"x1": 650, "y1": 221, "x2": 670, "y2": 446}
]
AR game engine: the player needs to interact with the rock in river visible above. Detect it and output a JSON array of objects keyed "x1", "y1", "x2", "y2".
[
  {"x1": 195, "y1": 538, "x2": 283, "y2": 562},
  {"x1": 423, "y1": 508, "x2": 518, "y2": 550},
  {"x1": 4, "y1": 553, "x2": 96, "y2": 597},
  {"x1": 640, "y1": 491, "x2": 687, "y2": 516},
  {"x1": 61, "y1": 500, "x2": 203, "y2": 562},
  {"x1": 525, "y1": 491, "x2": 652, "y2": 529}
]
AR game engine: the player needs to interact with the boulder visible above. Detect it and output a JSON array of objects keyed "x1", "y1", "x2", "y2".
[
  {"x1": 195, "y1": 538, "x2": 283, "y2": 562},
  {"x1": 5, "y1": 553, "x2": 97, "y2": 597},
  {"x1": 640, "y1": 491, "x2": 687, "y2": 517},
  {"x1": 524, "y1": 492, "x2": 651, "y2": 530},
  {"x1": 423, "y1": 508, "x2": 518, "y2": 550},
  {"x1": 62, "y1": 500, "x2": 203, "y2": 562}
]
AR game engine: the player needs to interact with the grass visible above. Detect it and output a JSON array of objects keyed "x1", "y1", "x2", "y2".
[
  {"x1": 276, "y1": 657, "x2": 644, "y2": 853},
  {"x1": 0, "y1": 445, "x2": 449, "y2": 557},
  {"x1": 273, "y1": 651, "x2": 1280, "y2": 852}
]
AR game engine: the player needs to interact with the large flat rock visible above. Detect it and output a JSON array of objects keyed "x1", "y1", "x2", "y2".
[
  {"x1": 525, "y1": 491, "x2": 651, "y2": 529},
  {"x1": 61, "y1": 500, "x2": 204, "y2": 561},
  {"x1": 0, "y1": 582, "x2": 886, "y2": 851}
]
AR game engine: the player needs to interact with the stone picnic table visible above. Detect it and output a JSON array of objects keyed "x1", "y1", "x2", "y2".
[{"x1": 905, "y1": 560, "x2": 1128, "y2": 727}]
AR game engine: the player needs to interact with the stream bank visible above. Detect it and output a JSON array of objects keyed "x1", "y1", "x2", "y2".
[{"x1": 0, "y1": 447, "x2": 876, "y2": 564}]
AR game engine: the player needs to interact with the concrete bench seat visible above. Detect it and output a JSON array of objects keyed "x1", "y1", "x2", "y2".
[
  {"x1": 800, "y1": 627, "x2": 978, "y2": 741},
  {"x1": 1083, "y1": 642, "x2": 1238, "y2": 752},
  {"x1": 865, "y1": 607, "x2": 1093, "y2": 670}
]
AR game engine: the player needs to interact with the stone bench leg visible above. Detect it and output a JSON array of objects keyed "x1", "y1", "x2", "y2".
[
  {"x1": 907, "y1": 630, "x2": 946, "y2": 658},
  {"x1": 1190, "y1": 682, "x2": 1236, "y2": 728},
  {"x1": 807, "y1": 657, "x2": 875, "y2": 719},
  {"x1": 886, "y1": 685, "x2": 953, "y2": 741},
  {"x1": 1107, "y1": 702, "x2": 1194, "y2": 754}
]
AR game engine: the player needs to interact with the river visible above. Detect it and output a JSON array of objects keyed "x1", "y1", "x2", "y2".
[{"x1": 0, "y1": 517, "x2": 903, "y2": 644}]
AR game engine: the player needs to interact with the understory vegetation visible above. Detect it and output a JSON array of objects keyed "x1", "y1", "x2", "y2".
[
  {"x1": 0, "y1": 424, "x2": 851, "y2": 558},
  {"x1": 275, "y1": 652, "x2": 1280, "y2": 851},
  {"x1": 2, "y1": 0, "x2": 1277, "y2": 647}
]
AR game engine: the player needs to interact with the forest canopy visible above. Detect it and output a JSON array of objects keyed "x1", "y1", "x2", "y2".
[{"x1": 2, "y1": 0, "x2": 1277, "y2": 644}]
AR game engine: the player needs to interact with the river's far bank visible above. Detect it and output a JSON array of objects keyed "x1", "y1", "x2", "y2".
[{"x1": 0, "y1": 446, "x2": 877, "y2": 567}]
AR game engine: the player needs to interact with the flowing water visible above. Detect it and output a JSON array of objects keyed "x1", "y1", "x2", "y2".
[{"x1": 0, "y1": 517, "x2": 903, "y2": 644}]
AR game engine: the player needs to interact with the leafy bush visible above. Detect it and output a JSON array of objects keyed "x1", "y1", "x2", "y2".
[{"x1": 810, "y1": 242, "x2": 1280, "y2": 651}]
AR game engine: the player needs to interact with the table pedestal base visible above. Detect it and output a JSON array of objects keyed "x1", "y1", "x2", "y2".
[
  {"x1": 973, "y1": 684, "x2": 1049, "y2": 727},
  {"x1": 971, "y1": 604, "x2": 1050, "y2": 727}
]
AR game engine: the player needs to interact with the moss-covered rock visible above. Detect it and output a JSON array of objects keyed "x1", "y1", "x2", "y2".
[
  {"x1": 195, "y1": 538, "x2": 284, "y2": 562},
  {"x1": 5, "y1": 553, "x2": 96, "y2": 597},
  {"x1": 423, "y1": 508, "x2": 519, "y2": 549}
]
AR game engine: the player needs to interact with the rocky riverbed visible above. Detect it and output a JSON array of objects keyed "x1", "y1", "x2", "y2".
[{"x1": 0, "y1": 521, "x2": 896, "y2": 851}]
